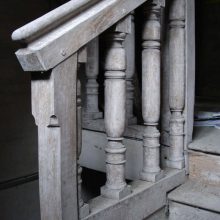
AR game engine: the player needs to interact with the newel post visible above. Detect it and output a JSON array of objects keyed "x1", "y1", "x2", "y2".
[
  {"x1": 140, "y1": 0, "x2": 165, "y2": 182},
  {"x1": 31, "y1": 54, "x2": 79, "y2": 220},
  {"x1": 166, "y1": 0, "x2": 185, "y2": 169},
  {"x1": 101, "y1": 16, "x2": 132, "y2": 200}
]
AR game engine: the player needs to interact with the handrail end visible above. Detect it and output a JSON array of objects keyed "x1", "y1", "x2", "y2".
[
  {"x1": 11, "y1": 30, "x2": 20, "y2": 41},
  {"x1": 15, "y1": 49, "x2": 48, "y2": 72}
]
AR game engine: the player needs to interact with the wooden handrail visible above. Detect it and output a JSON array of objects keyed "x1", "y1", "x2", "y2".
[
  {"x1": 12, "y1": 0, "x2": 148, "y2": 71},
  {"x1": 12, "y1": 0, "x2": 100, "y2": 43}
]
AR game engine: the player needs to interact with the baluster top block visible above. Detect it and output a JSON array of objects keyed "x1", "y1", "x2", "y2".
[
  {"x1": 12, "y1": 0, "x2": 148, "y2": 71},
  {"x1": 151, "y1": 0, "x2": 165, "y2": 7}
]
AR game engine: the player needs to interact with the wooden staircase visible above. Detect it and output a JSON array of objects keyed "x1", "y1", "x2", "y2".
[
  {"x1": 11, "y1": 0, "x2": 194, "y2": 219},
  {"x1": 167, "y1": 126, "x2": 220, "y2": 220}
]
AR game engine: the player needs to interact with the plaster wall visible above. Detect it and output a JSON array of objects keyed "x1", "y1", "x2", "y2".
[
  {"x1": 0, "y1": 0, "x2": 50, "y2": 182},
  {"x1": 195, "y1": 0, "x2": 220, "y2": 99}
]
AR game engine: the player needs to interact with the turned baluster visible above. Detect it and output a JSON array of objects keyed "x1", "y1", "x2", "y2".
[
  {"x1": 77, "y1": 80, "x2": 89, "y2": 218},
  {"x1": 166, "y1": 0, "x2": 185, "y2": 169},
  {"x1": 84, "y1": 37, "x2": 103, "y2": 120},
  {"x1": 101, "y1": 17, "x2": 131, "y2": 200},
  {"x1": 140, "y1": 0, "x2": 164, "y2": 182},
  {"x1": 125, "y1": 12, "x2": 137, "y2": 125}
]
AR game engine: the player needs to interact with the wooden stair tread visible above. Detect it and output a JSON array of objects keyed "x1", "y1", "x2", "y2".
[
  {"x1": 168, "y1": 180, "x2": 220, "y2": 213},
  {"x1": 189, "y1": 127, "x2": 220, "y2": 155}
]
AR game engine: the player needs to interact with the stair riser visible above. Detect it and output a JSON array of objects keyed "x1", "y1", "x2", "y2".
[
  {"x1": 169, "y1": 201, "x2": 220, "y2": 220},
  {"x1": 80, "y1": 130, "x2": 143, "y2": 180},
  {"x1": 189, "y1": 150, "x2": 220, "y2": 186}
]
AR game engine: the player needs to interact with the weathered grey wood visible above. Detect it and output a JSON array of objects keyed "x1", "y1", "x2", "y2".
[
  {"x1": 169, "y1": 201, "x2": 220, "y2": 220},
  {"x1": 77, "y1": 80, "x2": 89, "y2": 218},
  {"x1": 78, "y1": 46, "x2": 87, "y2": 64},
  {"x1": 189, "y1": 150, "x2": 220, "y2": 186},
  {"x1": 115, "y1": 15, "x2": 132, "y2": 34},
  {"x1": 169, "y1": 180, "x2": 220, "y2": 219},
  {"x1": 101, "y1": 17, "x2": 131, "y2": 200},
  {"x1": 31, "y1": 54, "x2": 78, "y2": 220},
  {"x1": 166, "y1": 0, "x2": 185, "y2": 169},
  {"x1": 168, "y1": 180, "x2": 220, "y2": 213},
  {"x1": 161, "y1": 0, "x2": 194, "y2": 173},
  {"x1": 125, "y1": 12, "x2": 137, "y2": 125},
  {"x1": 77, "y1": 80, "x2": 83, "y2": 208},
  {"x1": 79, "y1": 130, "x2": 143, "y2": 181},
  {"x1": 185, "y1": 0, "x2": 195, "y2": 145},
  {"x1": 161, "y1": 4, "x2": 171, "y2": 148},
  {"x1": 83, "y1": 38, "x2": 103, "y2": 120},
  {"x1": 83, "y1": 118, "x2": 146, "y2": 140},
  {"x1": 182, "y1": 0, "x2": 195, "y2": 175},
  {"x1": 140, "y1": 2, "x2": 164, "y2": 182},
  {"x1": 83, "y1": 169, "x2": 186, "y2": 220},
  {"x1": 12, "y1": 0, "x2": 101, "y2": 43},
  {"x1": 145, "y1": 208, "x2": 168, "y2": 220},
  {"x1": 152, "y1": 0, "x2": 165, "y2": 7},
  {"x1": 188, "y1": 127, "x2": 220, "y2": 155},
  {"x1": 12, "y1": 0, "x2": 148, "y2": 71}
]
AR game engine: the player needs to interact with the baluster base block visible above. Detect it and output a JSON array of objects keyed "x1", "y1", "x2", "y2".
[
  {"x1": 140, "y1": 170, "x2": 164, "y2": 182},
  {"x1": 80, "y1": 203, "x2": 90, "y2": 218},
  {"x1": 101, "y1": 185, "x2": 131, "y2": 200},
  {"x1": 165, "y1": 159, "x2": 185, "y2": 170}
]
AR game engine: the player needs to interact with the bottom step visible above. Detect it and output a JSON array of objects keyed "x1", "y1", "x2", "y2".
[
  {"x1": 84, "y1": 169, "x2": 185, "y2": 220},
  {"x1": 168, "y1": 180, "x2": 220, "y2": 220},
  {"x1": 169, "y1": 202, "x2": 220, "y2": 220}
]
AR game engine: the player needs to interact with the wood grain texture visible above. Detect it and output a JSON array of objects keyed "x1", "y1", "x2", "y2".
[
  {"x1": 12, "y1": 0, "x2": 101, "y2": 42},
  {"x1": 79, "y1": 130, "x2": 143, "y2": 181},
  {"x1": 169, "y1": 201, "x2": 220, "y2": 220},
  {"x1": 77, "y1": 80, "x2": 90, "y2": 218},
  {"x1": 125, "y1": 12, "x2": 137, "y2": 125},
  {"x1": 140, "y1": 2, "x2": 164, "y2": 182},
  {"x1": 189, "y1": 150, "x2": 220, "y2": 186},
  {"x1": 166, "y1": 0, "x2": 185, "y2": 170},
  {"x1": 13, "y1": 0, "x2": 148, "y2": 71},
  {"x1": 168, "y1": 180, "x2": 220, "y2": 213},
  {"x1": 101, "y1": 17, "x2": 132, "y2": 200},
  {"x1": 189, "y1": 127, "x2": 220, "y2": 155},
  {"x1": 83, "y1": 37, "x2": 103, "y2": 120},
  {"x1": 31, "y1": 54, "x2": 78, "y2": 220},
  {"x1": 84, "y1": 169, "x2": 186, "y2": 220},
  {"x1": 184, "y1": 0, "x2": 195, "y2": 146}
]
